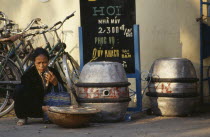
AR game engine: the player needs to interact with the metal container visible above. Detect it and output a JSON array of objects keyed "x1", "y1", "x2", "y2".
[
  {"x1": 146, "y1": 58, "x2": 199, "y2": 116},
  {"x1": 76, "y1": 61, "x2": 131, "y2": 122},
  {"x1": 47, "y1": 106, "x2": 100, "y2": 128}
]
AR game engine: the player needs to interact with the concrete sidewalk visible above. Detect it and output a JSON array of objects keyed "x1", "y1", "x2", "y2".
[{"x1": 1, "y1": 111, "x2": 210, "y2": 137}]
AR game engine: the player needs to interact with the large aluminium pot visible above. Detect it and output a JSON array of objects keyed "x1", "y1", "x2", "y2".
[
  {"x1": 146, "y1": 58, "x2": 199, "y2": 116},
  {"x1": 75, "y1": 61, "x2": 131, "y2": 122}
]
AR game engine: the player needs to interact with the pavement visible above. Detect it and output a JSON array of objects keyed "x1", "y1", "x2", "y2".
[{"x1": 1, "y1": 107, "x2": 210, "y2": 137}]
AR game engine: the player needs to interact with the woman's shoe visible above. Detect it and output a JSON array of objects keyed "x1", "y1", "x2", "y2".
[
  {"x1": 43, "y1": 120, "x2": 53, "y2": 124},
  {"x1": 16, "y1": 118, "x2": 27, "y2": 126},
  {"x1": 43, "y1": 112, "x2": 52, "y2": 124}
]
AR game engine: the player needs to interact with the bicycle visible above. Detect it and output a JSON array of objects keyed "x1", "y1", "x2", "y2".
[
  {"x1": 1, "y1": 17, "x2": 48, "y2": 69},
  {"x1": 0, "y1": 11, "x2": 80, "y2": 117},
  {"x1": 0, "y1": 11, "x2": 12, "y2": 37},
  {"x1": 26, "y1": 11, "x2": 80, "y2": 106},
  {"x1": 0, "y1": 11, "x2": 21, "y2": 56},
  {"x1": 34, "y1": 11, "x2": 80, "y2": 102},
  {"x1": 0, "y1": 18, "x2": 45, "y2": 117}
]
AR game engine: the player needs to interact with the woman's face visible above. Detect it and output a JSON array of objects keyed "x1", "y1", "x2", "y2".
[{"x1": 34, "y1": 54, "x2": 49, "y2": 73}]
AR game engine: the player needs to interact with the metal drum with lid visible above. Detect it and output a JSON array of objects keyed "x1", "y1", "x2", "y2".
[
  {"x1": 76, "y1": 61, "x2": 131, "y2": 122},
  {"x1": 146, "y1": 58, "x2": 199, "y2": 116}
]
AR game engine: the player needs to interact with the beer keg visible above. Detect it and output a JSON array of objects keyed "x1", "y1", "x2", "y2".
[
  {"x1": 146, "y1": 58, "x2": 199, "y2": 116},
  {"x1": 76, "y1": 61, "x2": 131, "y2": 122}
]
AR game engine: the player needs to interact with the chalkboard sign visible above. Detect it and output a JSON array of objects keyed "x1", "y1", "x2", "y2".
[{"x1": 80, "y1": 0, "x2": 136, "y2": 73}]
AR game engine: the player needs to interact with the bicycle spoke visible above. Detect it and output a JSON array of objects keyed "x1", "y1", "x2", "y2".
[{"x1": 0, "y1": 90, "x2": 9, "y2": 111}]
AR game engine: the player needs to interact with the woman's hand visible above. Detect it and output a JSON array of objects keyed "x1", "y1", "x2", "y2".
[
  {"x1": 44, "y1": 71, "x2": 58, "y2": 86},
  {"x1": 42, "y1": 106, "x2": 50, "y2": 112}
]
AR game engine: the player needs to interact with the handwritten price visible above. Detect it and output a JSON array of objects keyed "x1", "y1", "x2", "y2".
[
  {"x1": 124, "y1": 28, "x2": 133, "y2": 37},
  {"x1": 98, "y1": 26, "x2": 133, "y2": 37}
]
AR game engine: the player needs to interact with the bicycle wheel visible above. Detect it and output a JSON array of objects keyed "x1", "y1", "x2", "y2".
[
  {"x1": 62, "y1": 53, "x2": 80, "y2": 89},
  {"x1": 0, "y1": 56, "x2": 22, "y2": 117}
]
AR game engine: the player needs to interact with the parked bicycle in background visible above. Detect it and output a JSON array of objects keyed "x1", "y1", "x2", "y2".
[{"x1": 0, "y1": 11, "x2": 79, "y2": 117}]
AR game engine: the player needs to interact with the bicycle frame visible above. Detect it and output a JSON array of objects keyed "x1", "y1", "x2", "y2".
[
  {"x1": 37, "y1": 12, "x2": 74, "y2": 71},
  {"x1": 39, "y1": 30, "x2": 67, "y2": 80},
  {"x1": 0, "y1": 38, "x2": 34, "y2": 72}
]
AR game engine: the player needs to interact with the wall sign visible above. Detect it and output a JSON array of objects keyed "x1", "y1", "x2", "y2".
[{"x1": 80, "y1": 0, "x2": 136, "y2": 73}]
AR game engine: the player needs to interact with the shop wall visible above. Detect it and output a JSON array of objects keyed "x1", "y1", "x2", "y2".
[
  {"x1": 136, "y1": 0, "x2": 202, "y2": 106},
  {"x1": 0, "y1": 0, "x2": 81, "y2": 63}
]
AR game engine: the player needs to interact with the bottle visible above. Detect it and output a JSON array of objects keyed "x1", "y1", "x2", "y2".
[{"x1": 125, "y1": 114, "x2": 132, "y2": 122}]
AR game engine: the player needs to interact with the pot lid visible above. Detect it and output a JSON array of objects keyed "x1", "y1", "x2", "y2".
[
  {"x1": 149, "y1": 58, "x2": 197, "y2": 79},
  {"x1": 78, "y1": 61, "x2": 128, "y2": 83}
]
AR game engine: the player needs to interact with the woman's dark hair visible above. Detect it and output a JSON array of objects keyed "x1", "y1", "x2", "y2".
[{"x1": 31, "y1": 47, "x2": 49, "y2": 61}]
